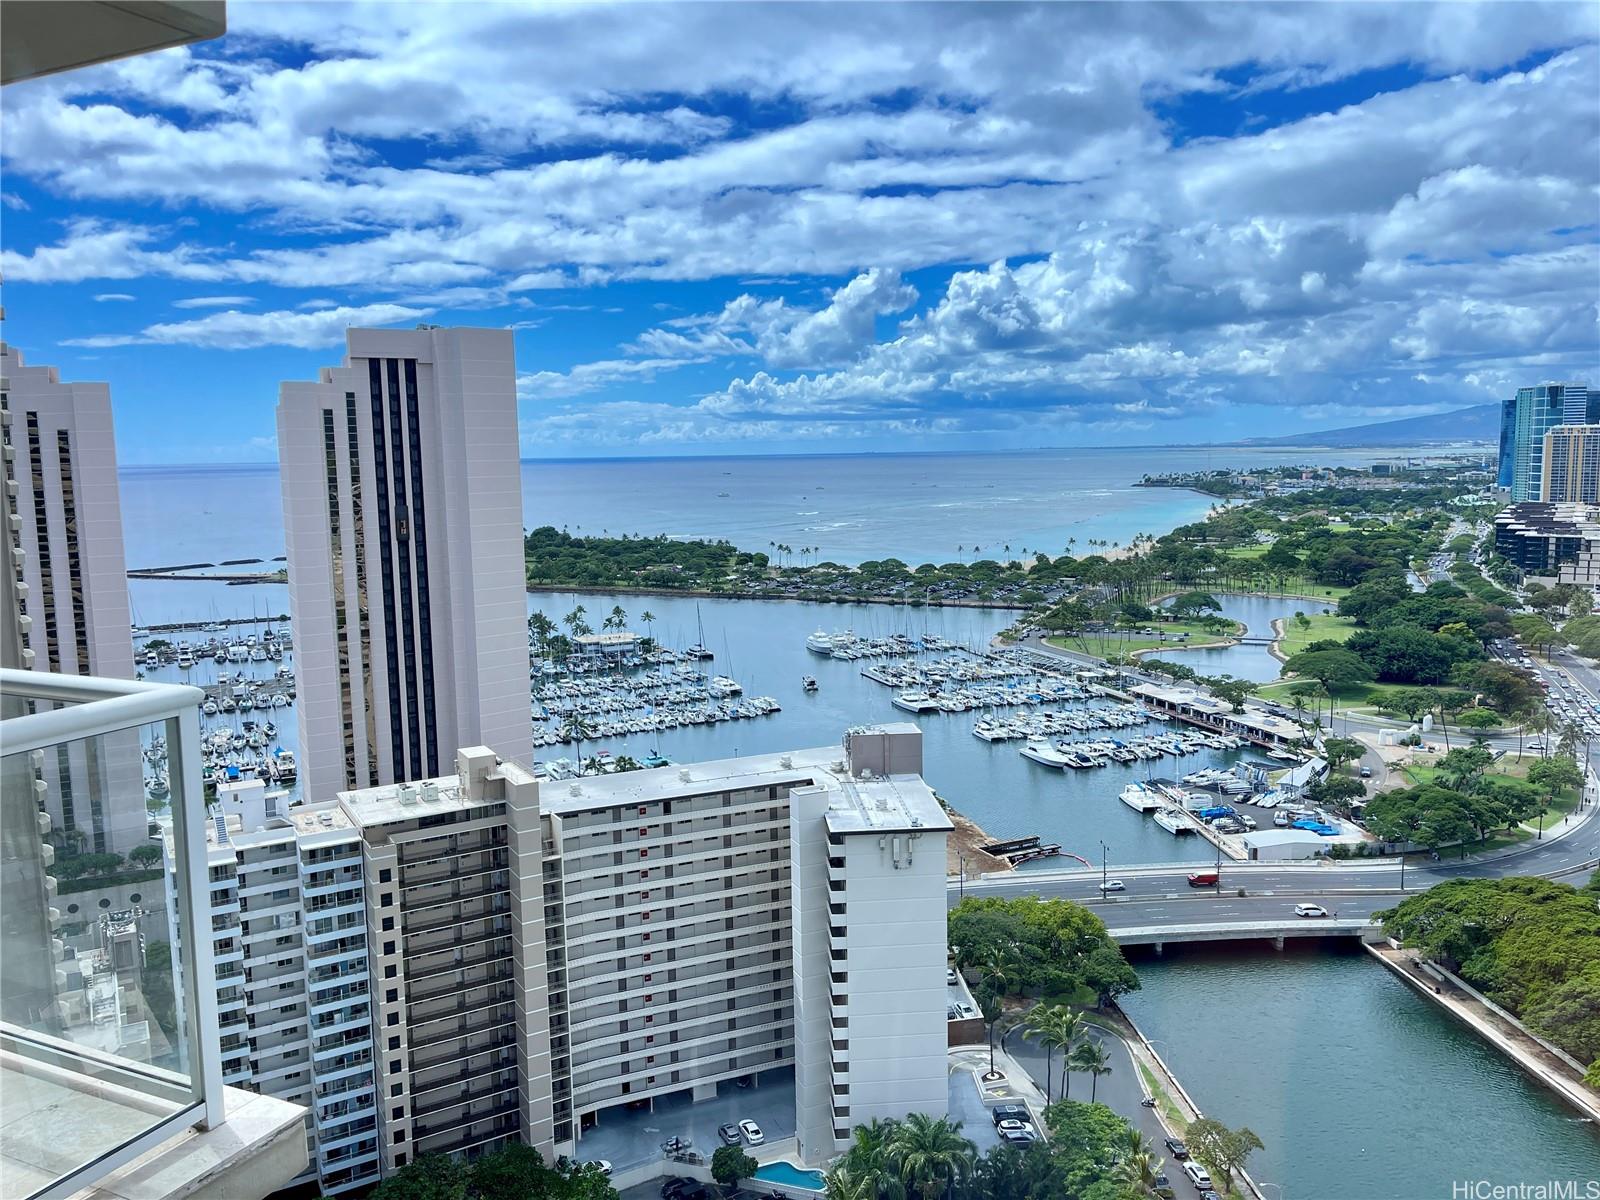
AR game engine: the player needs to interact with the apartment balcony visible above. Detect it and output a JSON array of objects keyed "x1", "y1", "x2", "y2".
[{"x1": 0, "y1": 669, "x2": 309, "y2": 1200}]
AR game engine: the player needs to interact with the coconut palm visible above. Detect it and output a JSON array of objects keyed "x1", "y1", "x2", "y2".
[
  {"x1": 1069, "y1": 1037, "x2": 1112, "y2": 1103},
  {"x1": 1022, "y1": 1003, "x2": 1069, "y2": 1103},
  {"x1": 888, "y1": 1113, "x2": 973, "y2": 1200},
  {"x1": 561, "y1": 712, "x2": 594, "y2": 771},
  {"x1": 833, "y1": 1120, "x2": 906, "y2": 1200},
  {"x1": 1112, "y1": 1147, "x2": 1165, "y2": 1198}
]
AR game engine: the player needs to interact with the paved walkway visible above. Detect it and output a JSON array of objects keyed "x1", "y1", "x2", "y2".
[{"x1": 1369, "y1": 944, "x2": 1600, "y2": 1122}]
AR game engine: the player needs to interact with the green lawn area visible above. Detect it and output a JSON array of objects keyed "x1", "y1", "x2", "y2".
[
  {"x1": 1045, "y1": 619, "x2": 1242, "y2": 662},
  {"x1": 1276, "y1": 611, "x2": 1357, "y2": 657},
  {"x1": 1401, "y1": 756, "x2": 1581, "y2": 831},
  {"x1": 1255, "y1": 678, "x2": 1389, "y2": 707},
  {"x1": 1219, "y1": 544, "x2": 1270, "y2": 560}
]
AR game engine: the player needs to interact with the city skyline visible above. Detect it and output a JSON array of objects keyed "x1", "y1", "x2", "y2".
[{"x1": 1, "y1": 2, "x2": 1596, "y2": 463}]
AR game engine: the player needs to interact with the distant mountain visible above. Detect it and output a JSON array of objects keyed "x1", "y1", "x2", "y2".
[{"x1": 1239, "y1": 403, "x2": 1499, "y2": 447}]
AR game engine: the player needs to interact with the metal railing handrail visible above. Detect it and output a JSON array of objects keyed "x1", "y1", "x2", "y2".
[{"x1": 0, "y1": 668, "x2": 203, "y2": 752}]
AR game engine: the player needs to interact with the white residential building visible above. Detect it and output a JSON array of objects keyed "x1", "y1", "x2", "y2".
[
  {"x1": 540, "y1": 722, "x2": 951, "y2": 1164},
  {"x1": 1, "y1": 342, "x2": 143, "y2": 856},
  {"x1": 277, "y1": 326, "x2": 532, "y2": 802},
  {"x1": 175, "y1": 780, "x2": 381, "y2": 1195}
]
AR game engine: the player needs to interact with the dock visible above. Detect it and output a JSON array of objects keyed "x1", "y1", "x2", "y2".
[{"x1": 978, "y1": 835, "x2": 1063, "y2": 866}]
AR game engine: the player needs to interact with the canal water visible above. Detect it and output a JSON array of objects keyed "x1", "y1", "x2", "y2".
[
  {"x1": 1120, "y1": 944, "x2": 1600, "y2": 1199},
  {"x1": 1144, "y1": 592, "x2": 1338, "y2": 683}
]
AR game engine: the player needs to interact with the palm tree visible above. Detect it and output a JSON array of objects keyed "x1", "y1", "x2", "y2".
[
  {"x1": 1069, "y1": 1037, "x2": 1112, "y2": 1103},
  {"x1": 639, "y1": 610, "x2": 656, "y2": 649},
  {"x1": 834, "y1": 1120, "x2": 906, "y2": 1200},
  {"x1": 1526, "y1": 707, "x2": 1555, "y2": 758},
  {"x1": 563, "y1": 604, "x2": 591, "y2": 638},
  {"x1": 561, "y1": 712, "x2": 593, "y2": 771},
  {"x1": 888, "y1": 1113, "x2": 973, "y2": 1200},
  {"x1": 1023, "y1": 1004, "x2": 1069, "y2": 1103},
  {"x1": 605, "y1": 604, "x2": 628, "y2": 633},
  {"x1": 1053, "y1": 1010, "x2": 1087, "y2": 1100},
  {"x1": 1112, "y1": 1147, "x2": 1164, "y2": 1198}
]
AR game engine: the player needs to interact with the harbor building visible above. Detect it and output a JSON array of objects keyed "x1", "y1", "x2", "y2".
[
  {"x1": 540, "y1": 722, "x2": 950, "y2": 1165},
  {"x1": 278, "y1": 327, "x2": 532, "y2": 801},
  {"x1": 1501, "y1": 382, "x2": 1595, "y2": 501},
  {"x1": 1541, "y1": 424, "x2": 1600, "y2": 505},
  {"x1": 0, "y1": 343, "x2": 145, "y2": 858},
  {"x1": 175, "y1": 779, "x2": 382, "y2": 1195}
]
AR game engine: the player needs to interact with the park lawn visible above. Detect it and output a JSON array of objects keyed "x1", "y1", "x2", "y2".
[
  {"x1": 1276, "y1": 611, "x2": 1357, "y2": 657},
  {"x1": 1255, "y1": 678, "x2": 1388, "y2": 707},
  {"x1": 1219, "y1": 544, "x2": 1270, "y2": 560},
  {"x1": 1046, "y1": 619, "x2": 1242, "y2": 661}
]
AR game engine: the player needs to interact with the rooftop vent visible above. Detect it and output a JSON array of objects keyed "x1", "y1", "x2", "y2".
[
  {"x1": 420, "y1": 781, "x2": 439, "y2": 804},
  {"x1": 779, "y1": 755, "x2": 793, "y2": 769},
  {"x1": 678, "y1": 769, "x2": 692, "y2": 783},
  {"x1": 397, "y1": 784, "x2": 417, "y2": 806}
]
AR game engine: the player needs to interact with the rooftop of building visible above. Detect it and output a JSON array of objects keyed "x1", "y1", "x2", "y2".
[
  {"x1": 337, "y1": 750, "x2": 535, "y2": 829},
  {"x1": 543, "y1": 733, "x2": 951, "y2": 836},
  {"x1": 1130, "y1": 682, "x2": 1304, "y2": 740}
]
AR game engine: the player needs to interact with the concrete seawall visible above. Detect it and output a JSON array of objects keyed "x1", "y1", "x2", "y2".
[{"x1": 1367, "y1": 942, "x2": 1600, "y2": 1122}]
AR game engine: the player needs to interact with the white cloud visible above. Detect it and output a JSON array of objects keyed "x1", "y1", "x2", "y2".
[
  {"x1": 62, "y1": 303, "x2": 429, "y2": 350},
  {"x1": 171, "y1": 295, "x2": 256, "y2": 309},
  {"x1": 93, "y1": 292, "x2": 135, "y2": 302}
]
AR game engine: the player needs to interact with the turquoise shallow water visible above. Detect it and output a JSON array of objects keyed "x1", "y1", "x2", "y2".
[{"x1": 753, "y1": 1162, "x2": 825, "y2": 1191}]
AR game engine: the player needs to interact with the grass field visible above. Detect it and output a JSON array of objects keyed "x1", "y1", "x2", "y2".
[
  {"x1": 1401, "y1": 756, "x2": 1581, "y2": 831},
  {"x1": 1045, "y1": 619, "x2": 1242, "y2": 661},
  {"x1": 1275, "y1": 611, "x2": 1357, "y2": 657}
]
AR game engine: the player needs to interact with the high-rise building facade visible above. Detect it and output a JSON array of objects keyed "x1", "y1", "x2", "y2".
[
  {"x1": 1541, "y1": 423, "x2": 1600, "y2": 505},
  {"x1": 178, "y1": 780, "x2": 381, "y2": 1195},
  {"x1": 278, "y1": 327, "x2": 532, "y2": 801},
  {"x1": 1505, "y1": 382, "x2": 1595, "y2": 501},
  {"x1": 1, "y1": 342, "x2": 144, "y2": 856},
  {"x1": 539, "y1": 723, "x2": 950, "y2": 1163}
]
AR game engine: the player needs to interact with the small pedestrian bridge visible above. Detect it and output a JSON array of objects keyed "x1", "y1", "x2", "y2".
[{"x1": 1108, "y1": 918, "x2": 1386, "y2": 953}]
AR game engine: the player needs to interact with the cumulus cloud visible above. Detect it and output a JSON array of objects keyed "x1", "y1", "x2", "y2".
[
  {"x1": 61, "y1": 303, "x2": 429, "y2": 350},
  {"x1": 2, "y1": 2, "x2": 1596, "y2": 447}
]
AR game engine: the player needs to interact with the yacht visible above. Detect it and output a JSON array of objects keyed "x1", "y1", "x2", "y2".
[
  {"x1": 892, "y1": 692, "x2": 942, "y2": 714},
  {"x1": 1120, "y1": 783, "x2": 1161, "y2": 812},
  {"x1": 709, "y1": 675, "x2": 743, "y2": 697},
  {"x1": 802, "y1": 676, "x2": 818, "y2": 692},
  {"x1": 1020, "y1": 738, "x2": 1074, "y2": 768},
  {"x1": 806, "y1": 629, "x2": 838, "y2": 655}
]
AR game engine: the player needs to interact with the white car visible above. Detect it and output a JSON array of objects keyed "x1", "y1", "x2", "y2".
[
  {"x1": 1294, "y1": 903, "x2": 1329, "y2": 918},
  {"x1": 947, "y1": 967, "x2": 958, "y2": 985},
  {"x1": 739, "y1": 1119, "x2": 765, "y2": 1146},
  {"x1": 1183, "y1": 1161, "x2": 1214, "y2": 1189},
  {"x1": 1098, "y1": 879, "x2": 1126, "y2": 892},
  {"x1": 997, "y1": 1119, "x2": 1030, "y2": 1133},
  {"x1": 582, "y1": 1160, "x2": 613, "y2": 1176}
]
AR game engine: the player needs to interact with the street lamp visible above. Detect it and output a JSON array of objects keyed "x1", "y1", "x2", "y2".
[
  {"x1": 959, "y1": 853, "x2": 968, "y2": 899},
  {"x1": 1100, "y1": 840, "x2": 1109, "y2": 893}
]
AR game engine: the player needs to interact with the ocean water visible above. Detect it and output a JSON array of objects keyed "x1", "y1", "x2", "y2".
[{"x1": 118, "y1": 445, "x2": 1416, "y2": 579}]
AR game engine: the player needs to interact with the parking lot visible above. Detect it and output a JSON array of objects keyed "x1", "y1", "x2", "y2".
[{"x1": 575, "y1": 1067, "x2": 796, "y2": 1173}]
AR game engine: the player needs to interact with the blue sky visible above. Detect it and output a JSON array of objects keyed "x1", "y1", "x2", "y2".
[{"x1": 2, "y1": 1, "x2": 1597, "y2": 463}]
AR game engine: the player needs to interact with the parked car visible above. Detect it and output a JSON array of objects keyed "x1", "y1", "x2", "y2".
[
  {"x1": 582, "y1": 1161, "x2": 613, "y2": 1177},
  {"x1": 739, "y1": 1118, "x2": 765, "y2": 1145},
  {"x1": 997, "y1": 1119, "x2": 1030, "y2": 1133},
  {"x1": 662, "y1": 1179, "x2": 700, "y2": 1200},
  {"x1": 947, "y1": 1004, "x2": 961, "y2": 1020},
  {"x1": 1294, "y1": 903, "x2": 1329, "y2": 918},
  {"x1": 1098, "y1": 879, "x2": 1126, "y2": 892},
  {"x1": 1152, "y1": 1173, "x2": 1175, "y2": 1199},
  {"x1": 1182, "y1": 1162, "x2": 1214, "y2": 1189},
  {"x1": 990, "y1": 1104, "x2": 1032, "y2": 1126},
  {"x1": 1164, "y1": 1137, "x2": 1188, "y2": 1159},
  {"x1": 947, "y1": 967, "x2": 958, "y2": 985},
  {"x1": 717, "y1": 1123, "x2": 741, "y2": 1146},
  {"x1": 999, "y1": 1127, "x2": 1037, "y2": 1144},
  {"x1": 1199, "y1": 1192, "x2": 1223, "y2": 1200},
  {"x1": 1359, "y1": 765, "x2": 1372, "y2": 778}
]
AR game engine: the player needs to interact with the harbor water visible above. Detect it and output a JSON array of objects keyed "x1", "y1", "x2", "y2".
[{"x1": 1121, "y1": 945, "x2": 1600, "y2": 1199}]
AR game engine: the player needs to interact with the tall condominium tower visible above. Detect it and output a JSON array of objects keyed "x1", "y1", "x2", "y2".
[
  {"x1": 1542, "y1": 424, "x2": 1600, "y2": 506},
  {"x1": 0, "y1": 342, "x2": 143, "y2": 856},
  {"x1": 278, "y1": 327, "x2": 532, "y2": 801},
  {"x1": 1505, "y1": 382, "x2": 1595, "y2": 502}
]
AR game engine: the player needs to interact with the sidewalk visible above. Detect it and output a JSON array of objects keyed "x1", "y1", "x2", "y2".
[{"x1": 1368, "y1": 943, "x2": 1600, "y2": 1121}]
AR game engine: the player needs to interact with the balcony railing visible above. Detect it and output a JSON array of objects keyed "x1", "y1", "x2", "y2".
[{"x1": 1, "y1": 670, "x2": 226, "y2": 1200}]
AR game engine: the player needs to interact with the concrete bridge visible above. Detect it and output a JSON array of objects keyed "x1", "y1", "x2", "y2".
[{"x1": 1108, "y1": 917, "x2": 1386, "y2": 953}]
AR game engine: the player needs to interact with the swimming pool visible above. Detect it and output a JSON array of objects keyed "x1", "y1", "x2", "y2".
[{"x1": 753, "y1": 1162, "x2": 826, "y2": 1192}]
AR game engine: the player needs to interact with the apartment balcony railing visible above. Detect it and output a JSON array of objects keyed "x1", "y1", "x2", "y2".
[{"x1": 0, "y1": 669, "x2": 285, "y2": 1200}]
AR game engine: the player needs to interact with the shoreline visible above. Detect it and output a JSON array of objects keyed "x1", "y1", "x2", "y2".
[
  {"x1": 944, "y1": 805, "x2": 1015, "y2": 876},
  {"x1": 525, "y1": 581, "x2": 1028, "y2": 611}
]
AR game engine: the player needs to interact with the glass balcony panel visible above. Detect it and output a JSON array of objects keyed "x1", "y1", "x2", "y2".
[{"x1": 2, "y1": 674, "x2": 220, "y2": 1199}]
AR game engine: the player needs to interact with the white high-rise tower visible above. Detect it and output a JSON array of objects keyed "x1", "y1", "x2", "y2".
[
  {"x1": 1, "y1": 342, "x2": 143, "y2": 855},
  {"x1": 278, "y1": 327, "x2": 531, "y2": 801}
]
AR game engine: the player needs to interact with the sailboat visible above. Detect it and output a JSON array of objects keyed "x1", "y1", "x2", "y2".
[{"x1": 685, "y1": 603, "x2": 715, "y2": 660}]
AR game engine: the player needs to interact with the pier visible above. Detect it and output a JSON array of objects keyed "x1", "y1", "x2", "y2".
[{"x1": 976, "y1": 835, "x2": 1063, "y2": 866}]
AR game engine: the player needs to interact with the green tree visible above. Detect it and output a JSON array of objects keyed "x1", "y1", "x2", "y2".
[
  {"x1": 1321, "y1": 736, "x2": 1365, "y2": 773},
  {"x1": 1528, "y1": 754, "x2": 1583, "y2": 797},
  {"x1": 889, "y1": 1112, "x2": 973, "y2": 1200},
  {"x1": 1068, "y1": 1038, "x2": 1112, "y2": 1104},
  {"x1": 1282, "y1": 647, "x2": 1375, "y2": 695},
  {"x1": 1184, "y1": 1118, "x2": 1264, "y2": 1193},
  {"x1": 128, "y1": 843, "x2": 164, "y2": 868},
  {"x1": 371, "y1": 1155, "x2": 468, "y2": 1200},
  {"x1": 711, "y1": 1145, "x2": 759, "y2": 1195}
]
